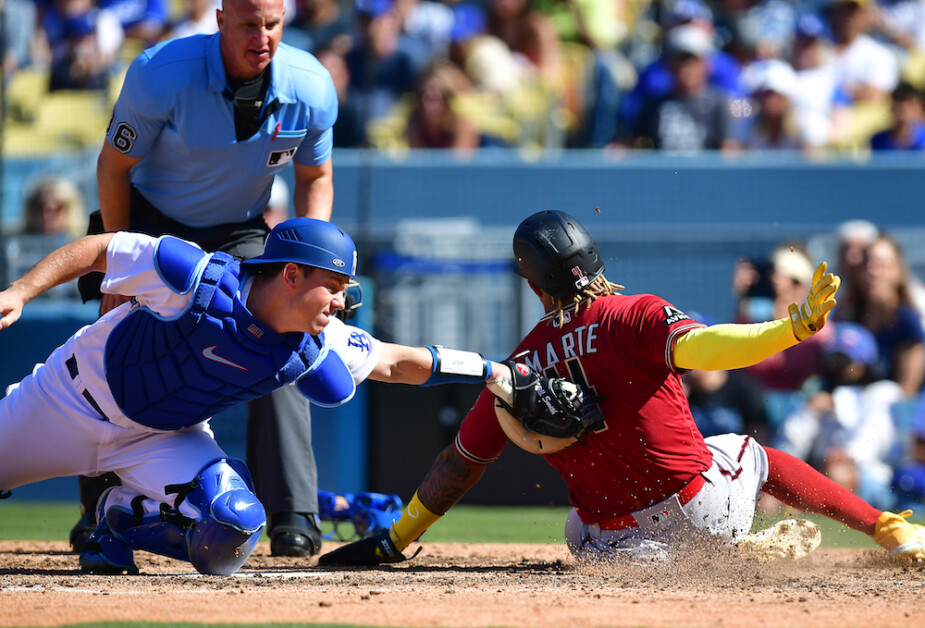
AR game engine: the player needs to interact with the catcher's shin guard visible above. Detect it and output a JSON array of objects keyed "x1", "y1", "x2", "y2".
[
  {"x1": 179, "y1": 459, "x2": 266, "y2": 575},
  {"x1": 88, "y1": 460, "x2": 265, "y2": 575}
]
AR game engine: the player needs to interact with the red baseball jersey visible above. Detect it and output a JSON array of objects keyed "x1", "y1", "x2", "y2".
[{"x1": 456, "y1": 293, "x2": 713, "y2": 524}]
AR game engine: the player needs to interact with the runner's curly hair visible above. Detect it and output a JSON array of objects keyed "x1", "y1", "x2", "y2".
[{"x1": 549, "y1": 274, "x2": 624, "y2": 327}]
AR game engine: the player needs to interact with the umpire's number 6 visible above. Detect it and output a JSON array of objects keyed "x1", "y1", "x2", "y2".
[{"x1": 112, "y1": 122, "x2": 138, "y2": 153}]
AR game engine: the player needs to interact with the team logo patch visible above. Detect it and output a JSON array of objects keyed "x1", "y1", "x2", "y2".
[
  {"x1": 347, "y1": 331, "x2": 371, "y2": 353},
  {"x1": 267, "y1": 148, "x2": 296, "y2": 167},
  {"x1": 552, "y1": 311, "x2": 572, "y2": 328},
  {"x1": 571, "y1": 265, "x2": 590, "y2": 290},
  {"x1": 662, "y1": 306, "x2": 690, "y2": 326}
]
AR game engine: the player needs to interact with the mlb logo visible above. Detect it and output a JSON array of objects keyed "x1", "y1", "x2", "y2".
[{"x1": 267, "y1": 148, "x2": 296, "y2": 167}]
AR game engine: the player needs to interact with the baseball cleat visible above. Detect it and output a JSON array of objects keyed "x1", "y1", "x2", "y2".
[
  {"x1": 873, "y1": 510, "x2": 925, "y2": 563},
  {"x1": 738, "y1": 519, "x2": 821, "y2": 562}
]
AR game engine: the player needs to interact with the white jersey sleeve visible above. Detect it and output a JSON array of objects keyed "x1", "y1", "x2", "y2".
[
  {"x1": 322, "y1": 317, "x2": 383, "y2": 385},
  {"x1": 101, "y1": 232, "x2": 196, "y2": 317}
]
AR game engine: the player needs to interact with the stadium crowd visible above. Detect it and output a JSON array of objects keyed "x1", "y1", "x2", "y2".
[{"x1": 4, "y1": 0, "x2": 925, "y2": 152}]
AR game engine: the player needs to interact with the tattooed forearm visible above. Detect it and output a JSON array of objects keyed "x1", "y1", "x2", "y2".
[{"x1": 418, "y1": 445, "x2": 486, "y2": 514}]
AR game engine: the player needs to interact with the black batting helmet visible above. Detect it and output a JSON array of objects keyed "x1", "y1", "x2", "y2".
[{"x1": 513, "y1": 210, "x2": 605, "y2": 298}]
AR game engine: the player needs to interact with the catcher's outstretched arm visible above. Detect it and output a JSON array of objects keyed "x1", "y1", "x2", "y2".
[
  {"x1": 0, "y1": 233, "x2": 113, "y2": 330},
  {"x1": 368, "y1": 343, "x2": 513, "y2": 387}
]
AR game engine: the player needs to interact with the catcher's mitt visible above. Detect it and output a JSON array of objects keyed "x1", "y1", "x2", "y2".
[{"x1": 488, "y1": 361, "x2": 604, "y2": 454}]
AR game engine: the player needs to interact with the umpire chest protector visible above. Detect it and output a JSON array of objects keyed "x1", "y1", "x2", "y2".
[{"x1": 104, "y1": 237, "x2": 355, "y2": 430}]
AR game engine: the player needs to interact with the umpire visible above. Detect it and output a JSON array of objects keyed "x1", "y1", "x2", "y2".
[{"x1": 76, "y1": 0, "x2": 337, "y2": 557}]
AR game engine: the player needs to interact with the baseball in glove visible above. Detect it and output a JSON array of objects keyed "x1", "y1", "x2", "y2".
[{"x1": 488, "y1": 361, "x2": 604, "y2": 454}]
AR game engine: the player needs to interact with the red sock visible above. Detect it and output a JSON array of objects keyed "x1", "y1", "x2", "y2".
[{"x1": 762, "y1": 446, "x2": 881, "y2": 535}]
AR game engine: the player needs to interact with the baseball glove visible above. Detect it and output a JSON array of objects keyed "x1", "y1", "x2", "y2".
[{"x1": 494, "y1": 361, "x2": 604, "y2": 440}]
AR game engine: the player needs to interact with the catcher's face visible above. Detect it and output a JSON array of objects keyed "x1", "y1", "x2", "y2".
[{"x1": 291, "y1": 266, "x2": 348, "y2": 335}]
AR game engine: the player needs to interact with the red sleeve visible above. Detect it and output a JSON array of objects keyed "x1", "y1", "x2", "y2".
[{"x1": 454, "y1": 388, "x2": 509, "y2": 465}]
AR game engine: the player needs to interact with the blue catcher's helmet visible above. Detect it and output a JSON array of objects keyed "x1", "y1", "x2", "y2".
[
  {"x1": 513, "y1": 210, "x2": 604, "y2": 298},
  {"x1": 242, "y1": 218, "x2": 357, "y2": 277}
]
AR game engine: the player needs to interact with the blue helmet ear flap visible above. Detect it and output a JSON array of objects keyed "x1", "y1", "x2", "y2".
[{"x1": 296, "y1": 346, "x2": 356, "y2": 407}]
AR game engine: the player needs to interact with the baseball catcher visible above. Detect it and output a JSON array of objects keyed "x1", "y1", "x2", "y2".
[{"x1": 319, "y1": 210, "x2": 925, "y2": 568}]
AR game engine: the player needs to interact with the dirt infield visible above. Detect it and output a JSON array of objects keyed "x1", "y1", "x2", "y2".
[{"x1": 2, "y1": 540, "x2": 924, "y2": 627}]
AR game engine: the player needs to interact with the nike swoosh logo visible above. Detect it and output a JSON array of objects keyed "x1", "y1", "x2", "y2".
[{"x1": 202, "y1": 346, "x2": 249, "y2": 371}]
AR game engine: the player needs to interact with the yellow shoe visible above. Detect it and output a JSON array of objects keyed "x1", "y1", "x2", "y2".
[
  {"x1": 873, "y1": 510, "x2": 925, "y2": 563},
  {"x1": 738, "y1": 519, "x2": 821, "y2": 562}
]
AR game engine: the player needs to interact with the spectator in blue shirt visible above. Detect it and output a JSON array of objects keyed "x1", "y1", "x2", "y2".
[{"x1": 870, "y1": 82, "x2": 925, "y2": 150}]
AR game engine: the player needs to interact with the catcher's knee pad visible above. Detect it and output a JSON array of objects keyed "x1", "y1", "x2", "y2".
[{"x1": 180, "y1": 458, "x2": 266, "y2": 575}]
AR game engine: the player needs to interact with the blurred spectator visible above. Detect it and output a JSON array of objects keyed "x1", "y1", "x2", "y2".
[
  {"x1": 684, "y1": 335, "x2": 772, "y2": 440},
  {"x1": 345, "y1": 0, "x2": 418, "y2": 146},
  {"x1": 406, "y1": 60, "x2": 480, "y2": 152},
  {"x1": 891, "y1": 394, "x2": 925, "y2": 511},
  {"x1": 616, "y1": 0, "x2": 743, "y2": 143},
  {"x1": 869, "y1": 81, "x2": 925, "y2": 150},
  {"x1": 283, "y1": 0, "x2": 354, "y2": 54},
  {"x1": 3, "y1": 0, "x2": 38, "y2": 76},
  {"x1": 788, "y1": 13, "x2": 854, "y2": 149},
  {"x1": 533, "y1": 0, "x2": 636, "y2": 147},
  {"x1": 162, "y1": 0, "x2": 219, "y2": 41},
  {"x1": 21, "y1": 175, "x2": 87, "y2": 238},
  {"x1": 736, "y1": 244, "x2": 834, "y2": 391},
  {"x1": 262, "y1": 177, "x2": 290, "y2": 229},
  {"x1": 739, "y1": 58, "x2": 803, "y2": 149},
  {"x1": 775, "y1": 321, "x2": 904, "y2": 509},
  {"x1": 100, "y1": 0, "x2": 168, "y2": 47},
  {"x1": 315, "y1": 45, "x2": 365, "y2": 148},
  {"x1": 834, "y1": 218, "x2": 880, "y2": 319},
  {"x1": 42, "y1": 0, "x2": 125, "y2": 91},
  {"x1": 849, "y1": 235, "x2": 925, "y2": 396},
  {"x1": 486, "y1": 0, "x2": 562, "y2": 83},
  {"x1": 827, "y1": 0, "x2": 899, "y2": 103},
  {"x1": 1, "y1": 176, "x2": 86, "y2": 299},
  {"x1": 394, "y1": 0, "x2": 455, "y2": 74},
  {"x1": 869, "y1": 0, "x2": 925, "y2": 56},
  {"x1": 447, "y1": 2, "x2": 488, "y2": 72},
  {"x1": 618, "y1": 24, "x2": 740, "y2": 151}
]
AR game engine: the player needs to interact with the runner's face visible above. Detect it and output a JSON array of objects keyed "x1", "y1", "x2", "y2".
[{"x1": 218, "y1": 0, "x2": 284, "y2": 81}]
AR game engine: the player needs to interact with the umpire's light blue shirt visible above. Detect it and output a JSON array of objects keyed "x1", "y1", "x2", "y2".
[{"x1": 107, "y1": 33, "x2": 337, "y2": 228}]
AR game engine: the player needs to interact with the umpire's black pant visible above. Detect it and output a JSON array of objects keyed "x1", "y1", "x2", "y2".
[{"x1": 77, "y1": 192, "x2": 318, "y2": 519}]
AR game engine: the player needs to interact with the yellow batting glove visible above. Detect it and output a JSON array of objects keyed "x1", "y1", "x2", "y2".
[{"x1": 788, "y1": 261, "x2": 841, "y2": 341}]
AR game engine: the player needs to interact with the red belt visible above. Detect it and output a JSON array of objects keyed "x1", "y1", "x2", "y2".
[{"x1": 596, "y1": 474, "x2": 707, "y2": 531}]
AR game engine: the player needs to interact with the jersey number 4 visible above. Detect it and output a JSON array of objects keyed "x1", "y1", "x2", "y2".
[{"x1": 545, "y1": 358, "x2": 608, "y2": 434}]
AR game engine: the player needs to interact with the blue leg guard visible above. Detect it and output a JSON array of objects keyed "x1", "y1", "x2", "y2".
[
  {"x1": 180, "y1": 459, "x2": 266, "y2": 575},
  {"x1": 83, "y1": 460, "x2": 265, "y2": 576}
]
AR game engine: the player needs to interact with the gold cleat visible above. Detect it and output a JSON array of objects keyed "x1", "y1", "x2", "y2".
[{"x1": 873, "y1": 510, "x2": 925, "y2": 563}]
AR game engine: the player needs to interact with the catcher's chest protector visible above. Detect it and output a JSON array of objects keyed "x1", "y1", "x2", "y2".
[{"x1": 104, "y1": 253, "x2": 326, "y2": 429}]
